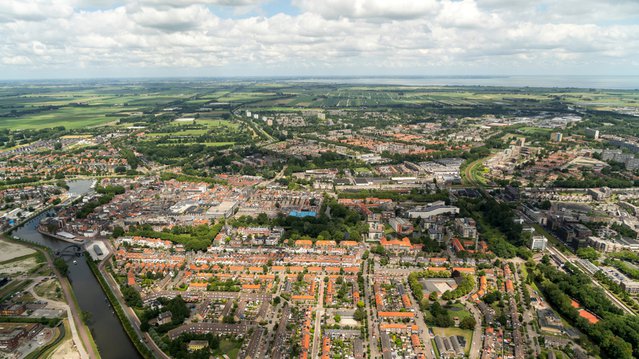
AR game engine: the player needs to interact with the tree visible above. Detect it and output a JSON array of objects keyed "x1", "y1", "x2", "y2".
[
  {"x1": 539, "y1": 200, "x2": 552, "y2": 210},
  {"x1": 112, "y1": 226, "x2": 125, "y2": 238},
  {"x1": 371, "y1": 244, "x2": 386, "y2": 256},
  {"x1": 576, "y1": 247, "x2": 599, "y2": 261},
  {"x1": 121, "y1": 285, "x2": 143, "y2": 308},
  {"x1": 81, "y1": 310, "x2": 92, "y2": 324},
  {"x1": 53, "y1": 258, "x2": 68, "y2": 276},
  {"x1": 482, "y1": 291, "x2": 501, "y2": 304},
  {"x1": 429, "y1": 302, "x2": 454, "y2": 327},
  {"x1": 497, "y1": 313, "x2": 508, "y2": 326},
  {"x1": 459, "y1": 316, "x2": 477, "y2": 330},
  {"x1": 209, "y1": 335, "x2": 220, "y2": 350}
]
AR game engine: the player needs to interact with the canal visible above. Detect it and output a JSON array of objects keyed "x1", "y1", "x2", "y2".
[{"x1": 11, "y1": 180, "x2": 141, "y2": 359}]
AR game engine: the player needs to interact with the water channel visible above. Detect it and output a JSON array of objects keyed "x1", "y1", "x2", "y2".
[{"x1": 11, "y1": 180, "x2": 141, "y2": 359}]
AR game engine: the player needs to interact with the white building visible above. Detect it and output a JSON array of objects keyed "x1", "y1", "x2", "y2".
[
  {"x1": 530, "y1": 235, "x2": 548, "y2": 251},
  {"x1": 206, "y1": 201, "x2": 238, "y2": 219},
  {"x1": 585, "y1": 128, "x2": 600, "y2": 140},
  {"x1": 408, "y1": 201, "x2": 460, "y2": 219}
]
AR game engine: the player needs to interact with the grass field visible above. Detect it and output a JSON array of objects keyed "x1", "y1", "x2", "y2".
[
  {"x1": 157, "y1": 142, "x2": 235, "y2": 147},
  {"x1": 212, "y1": 338, "x2": 243, "y2": 358},
  {"x1": 0, "y1": 84, "x2": 199, "y2": 130},
  {"x1": 446, "y1": 303, "x2": 472, "y2": 321},
  {"x1": 1, "y1": 83, "x2": 637, "y2": 131},
  {"x1": 0, "y1": 106, "x2": 119, "y2": 130},
  {"x1": 34, "y1": 278, "x2": 63, "y2": 302},
  {"x1": 146, "y1": 129, "x2": 209, "y2": 137},
  {"x1": 462, "y1": 158, "x2": 490, "y2": 187},
  {"x1": 197, "y1": 118, "x2": 239, "y2": 129}
]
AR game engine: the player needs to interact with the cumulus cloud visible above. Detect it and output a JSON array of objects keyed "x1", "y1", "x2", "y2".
[
  {"x1": 0, "y1": 1, "x2": 74, "y2": 22},
  {"x1": 130, "y1": 5, "x2": 215, "y2": 31},
  {"x1": 2, "y1": 55, "x2": 32, "y2": 65},
  {"x1": 292, "y1": 0, "x2": 440, "y2": 20},
  {"x1": 70, "y1": 0, "x2": 264, "y2": 8},
  {"x1": 0, "y1": 0, "x2": 637, "y2": 77}
]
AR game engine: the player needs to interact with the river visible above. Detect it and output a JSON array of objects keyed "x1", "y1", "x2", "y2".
[{"x1": 11, "y1": 180, "x2": 141, "y2": 359}]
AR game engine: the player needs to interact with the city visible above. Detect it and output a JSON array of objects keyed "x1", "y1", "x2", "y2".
[
  {"x1": 0, "y1": 81, "x2": 638, "y2": 359},
  {"x1": 1, "y1": 0, "x2": 639, "y2": 359}
]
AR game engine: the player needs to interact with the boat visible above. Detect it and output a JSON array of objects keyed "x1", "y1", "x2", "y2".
[{"x1": 73, "y1": 260, "x2": 77, "y2": 265}]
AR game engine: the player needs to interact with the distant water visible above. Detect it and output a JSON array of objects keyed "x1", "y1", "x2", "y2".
[
  {"x1": 291, "y1": 76, "x2": 639, "y2": 90},
  {"x1": 3, "y1": 75, "x2": 637, "y2": 90}
]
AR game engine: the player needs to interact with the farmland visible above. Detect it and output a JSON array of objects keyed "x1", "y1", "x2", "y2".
[{"x1": 2, "y1": 81, "x2": 639, "y2": 131}]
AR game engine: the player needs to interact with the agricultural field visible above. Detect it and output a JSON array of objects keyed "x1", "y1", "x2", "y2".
[
  {"x1": 2, "y1": 81, "x2": 638, "y2": 132},
  {"x1": 0, "y1": 83, "x2": 199, "y2": 130}
]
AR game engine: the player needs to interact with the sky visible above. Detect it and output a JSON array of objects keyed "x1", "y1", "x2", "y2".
[{"x1": 1, "y1": 0, "x2": 638, "y2": 79}]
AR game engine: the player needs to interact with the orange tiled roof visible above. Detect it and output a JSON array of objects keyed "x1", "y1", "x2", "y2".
[{"x1": 378, "y1": 311, "x2": 415, "y2": 318}]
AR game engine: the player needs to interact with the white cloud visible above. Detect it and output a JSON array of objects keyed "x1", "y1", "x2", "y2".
[
  {"x1": 2, "y1": 55, "x2": 32, "y2": 65},
  {"x1": 69, "y1": 0, "x2": 264, "y2": 8},
  {"x1": 437, "y1": 0, "x2": 502, "y2": 29},
  {"x1": 0, "y1": 1, "x2": 73, "y2": 22},
  {"x1": 130, "y1": 5, "x2": 215, "y2": 31},
  {"x1": 0, "y1": 0, "x2": 637, "y2": 77},
  {"x1": 293, "y1": 0, "x2": 440, "y2": 20}
]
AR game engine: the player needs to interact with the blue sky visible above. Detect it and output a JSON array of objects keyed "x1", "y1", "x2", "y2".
[{"x1": 0, "y1": 0, "x2": 638, "y2": 79}]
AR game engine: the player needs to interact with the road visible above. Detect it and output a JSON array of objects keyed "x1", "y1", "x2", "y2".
[
  {"x1": 466, "y1": 303, "x2": 483, "y2": 359},
  {"x1": 511, "y1": 262, "x2": 540, "y2": 358},
  {"x1": 512, "y1": 263, "x2": 540, "y2": 357},
  {"x1": 310, "y1": 278, "x2": 325, "y2": 359},
  {"x1": 412, "y1": 305, "x2": 436, "y2": 359},
  {"x1": 234, "y1": 114, "x2": 275, "y2": 143},
  {"x1": 363, "y1": 261, "x2": 380, "y2": 358},
  {"x1": 362, "y1": 260, "x2": 381, "y2": 359},
  {"x1": 26, "y1": 277, "x2": 89, "y2": 359},
  {"x1": 259, "y1": 165, "x2": 288, "y2": 188},
  {"x1": 462, "y1": 157, "x2": 488, "y2": 187},
  {"x1": 99, "y1": 242, "x2": 171, "y2": 359}
]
